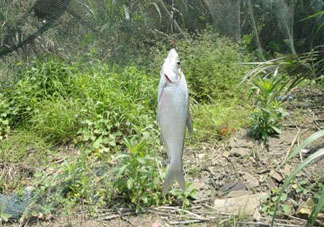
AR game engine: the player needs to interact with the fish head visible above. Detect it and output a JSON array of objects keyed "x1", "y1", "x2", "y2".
[{"x1": 161, "y1": 48, "x2": 182, "y2": 83}]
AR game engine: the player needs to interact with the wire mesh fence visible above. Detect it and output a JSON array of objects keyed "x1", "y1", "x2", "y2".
[{"x1": 1, "y1": 0, "x2": 324, "y2": 64}]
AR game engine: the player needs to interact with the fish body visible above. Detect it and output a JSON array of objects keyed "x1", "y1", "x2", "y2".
[{"x1": 157, "y1": 48, "x2": 192, "y2": 195}]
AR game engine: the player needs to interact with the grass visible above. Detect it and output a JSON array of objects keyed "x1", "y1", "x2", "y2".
[
  {"x1": 1, "y1": 40, "x2": 322, "y2": 227},
  {"x1": 0, "y1": 130, "x2": 50, "y2": 165},
  {"x1": 30, "y1": 98, "x2": 81, "y2": 142},
  {"x1": 191, "y1": 99, "x2": 252, "y2": 142},
  {"x1": 0, "y1": 130, "x2": 51, "y2": 193},
  {"x1": 0, "y1": 33, "x2": 254, "y2": 222}
]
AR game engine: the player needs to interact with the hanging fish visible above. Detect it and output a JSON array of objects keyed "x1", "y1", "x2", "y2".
[{"x1": 157, "y1": 48, "x2": 192, "y2": 195}]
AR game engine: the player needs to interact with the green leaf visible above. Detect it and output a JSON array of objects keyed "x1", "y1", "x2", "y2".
[
  {"x1": 279, "y1": 130, "x2": 324, "y2": 168},
  {"x1": 272, "y1": 126, "x2": 282, "y2": 134},
  {"x1": 127, "y1": 178, "x2": 134, "y2": 190},
  {"x1": 308, "y1": 182, "x2": 324, "y2": 226},
  {"x1": 271, "y1": 148, "x2": 324, "y2": 227},
  {"x1": 280, "y1": 193, "x2": 287, "y2": 201},
  {"x1": 282, "y1": 204, "x2": 290, "y2": 214}
]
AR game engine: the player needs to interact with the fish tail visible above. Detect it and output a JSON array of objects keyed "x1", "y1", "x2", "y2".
[{"x1": 162, "y1": 163, "x2": 185, "y2": 196}]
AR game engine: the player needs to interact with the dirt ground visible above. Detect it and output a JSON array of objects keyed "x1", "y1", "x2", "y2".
[{"x1": 6, "y1": 88, "x2": 324, "y2": 227}]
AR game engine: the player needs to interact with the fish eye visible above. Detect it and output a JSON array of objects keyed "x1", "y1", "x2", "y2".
[{"x1": 177, "y1": 61, "x2": 180, "y2": 66}]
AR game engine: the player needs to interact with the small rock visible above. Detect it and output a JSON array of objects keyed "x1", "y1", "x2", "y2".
[
  {"x1": 259, "y1": 174, "x2": 267, "y2": 183},
  {"x1": 229, "y1": 129, "x2": 255, "y2": 148},
  {"x1": 151, "y1": 222, "x2": 160, "y2": 227},
  {"x1": 295, "y1": 197, "x2": 324, "y2": 225},
  {"x1": 256, "y1": 167, "x2": 270, "y2": 174},
  {"x1": 222, "y1": 151, "x2": 230, "y2": 158},
  {"x1": 197, "y1": 153, "x2": 205, "y2": 159},
  {"x1": 219, "y1": 182, "x2": 247, "y2": 193},
  {"x1": 283, "y1": 164, "x2": 292, "y2": 176},
  {"x1": 242, "y1": 173, "x2": 259, "y2": 188},
  {"x1": 229, "y1": 147, "x2": 250, "y2": 157},
  {"x1": 0, "y1": 188, "x2": 34, "y2": 220},
  {"x1": 229, "y1": 137, "x2": 238, "y2": 148},
  {"x1": 301, "y1": 149, "x2": 310, "y2": 154},
  {"x1": 214, "y1": 193, "x2": 267, "y2": 217},
  {"x1": 226, "y1": 190, "x2": 252, "y2": 198},
  {"x1": 190, "y1": 179, "x2": 210, "y2": 199},
  {"x1": 296, "y1": 197, "x2": 314, "y2": 220},
  {"x1": 270, "y1": 170, "x2": 283, "y2": 182},
  {"x1": 253, "y1": 210, "x2": 262, "y2": 221}
]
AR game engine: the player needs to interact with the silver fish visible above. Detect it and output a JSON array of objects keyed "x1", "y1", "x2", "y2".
[{"x1": 157, "y1": 48, "x2": 192, "y2": 195}]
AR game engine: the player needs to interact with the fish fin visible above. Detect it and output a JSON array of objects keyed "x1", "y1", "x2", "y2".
[
  {"x1": 186, "y1": 111, "x2": 193, "y2": 139},
  {"x1": 162, "y1": 164, "x2": 185, "y2": 196}
]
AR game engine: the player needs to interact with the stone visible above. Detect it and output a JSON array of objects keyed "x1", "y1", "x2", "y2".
[
  {"x1": 214, "y1": 193, "x2": 267, "y2": 217},
  {"x1": 222, "y1": 151, "x2": 230, "y2": 158},
  {"x1": 270, "y1": 170, "x2": 283, "y2": 182},
  {"x1": 219, "y1": 182, "x2": 247, "y2": 193},
  {"x1": 295, "y1": 197, "x2": 324, "y2": 224},
  {"x1": 296, "y1": 197, "x2": 314, "y2": 220},
  {"x1": 229, "y1": 147, "x2": 250, "y2": 157},
  {"x1": 0, "y1": 187, "x2": 34, "y2": 220},
  {"x1": 296, "y1": 198, "x2": 324, "y2": 225},
  {"x1": 229, "y1": 130, "x2": 255, "y2": 149},
  {"x1": 190, "y1": 179, "x2": 210, "y2": 199},
  {"x1": 198, "y1": 153, "x2": 205, "y2": 159},
  {"x1": 283, "y1": 164, "x2": 292, "y2": 176},
  {"x1": 226, "y1": 190, "x2": 252, "y2": 198},
  {"x1": 242, "y1": 172, "x2": 259, "y2": 188},
  {"x1": 256, "y1": 167, "x2": 270, "y2": 174}
]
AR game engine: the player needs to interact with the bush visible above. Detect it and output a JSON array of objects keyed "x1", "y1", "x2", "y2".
[
  {"x1": 149, "y1": 30, "x2": 250, "y2": 103},
  {"x1": 1, "y1": 58, "x2": 159, "y2": 148},
  {"x1": 71, "y1": 66, "x2": 158, "y2": 151},
  {"x1": 0, "y1": 59, "x2": 77, "y2": 129}
]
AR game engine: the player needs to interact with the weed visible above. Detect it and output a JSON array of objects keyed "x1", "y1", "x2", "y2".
[
  {"x1": 0, "y1": 59, "x2": 77, "y2": 133},
  {"x1": 31, "y1": 98, "x2": 80, "y2": 142},
  {"x1": 29, "y1": 147, "x2": 113, "y2": 218},
  {"x1": 0, "y1": 93, "x2": 12, "y2": 139},
  {"x1": 111, "y1": 138, "x2": 163, "y2": 212},
  {"x1": 168, "y1": 184, "x2": 198, "y2": 210},
  {"x1": 73, "y1": 66, "x2": 158, "y2": 152},
  {"x1": 0, "y1": 130, "x2": 50, "y2": 165},
  {"x1": 249, "y1": 76, "x2": 288, "y2": 141},
  {"x1": 261, "y1": 188, "x2": 292, "y2": 216}
]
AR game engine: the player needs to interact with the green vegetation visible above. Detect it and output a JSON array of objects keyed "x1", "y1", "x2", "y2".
[
  {"x1": 192, "y1": 100, "x2": 251, "y2": 141},
  {"x1": 249, "y1": 76, "x2": 288, "y2": 141},
  {"x1": 0, "y1": 32, "x2": 252, "y2": 221},
  {"x1": 2, "y1": 1, "x2": 324, "y2": 225},
  {"x1": 272, "y1": 130, "x2": 324, "y2": 227},
  {"x1": 150, "y1": 31, "x2": 251, "y2": 103}
]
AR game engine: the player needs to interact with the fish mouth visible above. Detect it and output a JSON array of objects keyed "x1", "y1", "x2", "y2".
[
  {"x1": 164, "y1": 74, "x2": 173, "y2": 83},
  {"x1": 164, "y1": 71, "x2": 181, "y2": 83}
]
